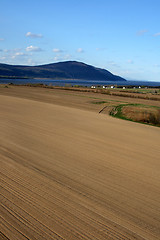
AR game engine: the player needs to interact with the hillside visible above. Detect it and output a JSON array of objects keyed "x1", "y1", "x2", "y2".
[{"x1": 0, "y1": 61, "x2": 126, "y2": 81}]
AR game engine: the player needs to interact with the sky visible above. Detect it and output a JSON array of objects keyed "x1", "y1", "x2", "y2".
[{"x1": 0, "y1": 0, "x2": 160, "y2": 81}]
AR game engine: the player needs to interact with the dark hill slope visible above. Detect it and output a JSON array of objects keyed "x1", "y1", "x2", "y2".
[{"x1": 0, "y1": 61, "x2": 126, "y2": 81}]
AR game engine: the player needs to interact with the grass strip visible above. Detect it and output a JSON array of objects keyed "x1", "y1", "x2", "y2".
[{"x1": 110, "y1": 103, "x2": 160, "y2": 127}]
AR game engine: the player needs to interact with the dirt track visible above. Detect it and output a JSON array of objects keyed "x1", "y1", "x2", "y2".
[{"x1": 0, "y1": 86, "x2": 160, "y2": 239}]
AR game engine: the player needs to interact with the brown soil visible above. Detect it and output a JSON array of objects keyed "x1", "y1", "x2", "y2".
[{"x1": 1, "y1": 86, "x2": 160, "y2": 239}]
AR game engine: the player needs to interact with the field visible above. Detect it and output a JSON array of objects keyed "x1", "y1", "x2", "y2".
[{"x1": 0, "y1": 85, "x2": 160, "y2": 240}]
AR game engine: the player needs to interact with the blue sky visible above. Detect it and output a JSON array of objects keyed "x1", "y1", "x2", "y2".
[{"x1": 0, "y1": 0, "x2": 160, "y2": 81}]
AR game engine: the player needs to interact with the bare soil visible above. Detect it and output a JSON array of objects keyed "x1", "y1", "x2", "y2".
[{"x1": 1, "y1": 86, "x2": 160, "y2": 240}]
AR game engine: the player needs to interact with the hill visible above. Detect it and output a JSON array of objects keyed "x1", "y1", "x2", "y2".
[{"x1": 0, "y1": 61, "x2": 126, "y2": 81}]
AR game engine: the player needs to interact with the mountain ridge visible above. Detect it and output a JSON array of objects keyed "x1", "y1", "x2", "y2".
[{"x1": 0, "y1": 61, "x2": 126, "y2": 81}]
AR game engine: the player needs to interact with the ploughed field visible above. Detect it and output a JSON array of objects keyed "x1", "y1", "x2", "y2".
[{"x1": 0, "y1": 86, "x2": 160, "y2": 240}]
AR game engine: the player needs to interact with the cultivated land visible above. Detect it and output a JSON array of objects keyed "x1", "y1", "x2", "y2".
[{"x1": 0, "y1": 85, "x2": 160, "y2": 240}]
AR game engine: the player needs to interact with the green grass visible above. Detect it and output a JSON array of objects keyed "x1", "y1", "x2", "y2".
[
  {"x1": 91, "y1": 101, "x2": 107, "y2": 104},
  {"x1": 0, "y1": 84, "x2": 9, "y2": 88},
  {"x1": 114, "y1": 88, "x2": 160, "y2": 94}
]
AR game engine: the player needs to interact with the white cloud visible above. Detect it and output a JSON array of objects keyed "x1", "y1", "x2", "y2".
[
  {"x1": 0, "y1": 49, "x2": 31, "y2": 64},
  {"x1": 26, "y1": 45, "x2": 42, "y2": 52},
  {"x1": 127, "y1": 59, "x2": 134, "y2": 64},
  {"x1": 53, "y1": 48, "x2": 63, "y2": 53},
  {"x1": 0, "y1": 56, "x2": 6, "y2": 60},
  {"x1": 11, "y1": 52, "x2": 28, "y2": 59},
  {"x1": 15, "y1": 52, "x2": 27, "y2": 56},
  {"x1": 154, "y1": 32, "x2": 160, "y2": 36},
  {"x1": 54, "y1": 54, "x2": 72, "y2": 62},
  {"x1": 3, "y1": 48, "x2": 22, "y2": 53},
  {"x1": 54, "y1": 56, "x2": 61, "y2": 61},
  {"x1": 154, "y1": 64, "x2": 160, "y2": 67},
  {"x1": 26, "y1": 32, "x2": 43, "y2": 38},
  {"x1": 63, "y1": 54, "x2": 72, "y2": 60},
  {"x1": 137, "y1": 30, "x2": 148, "y2": 36},
  {"x1": 77, "y1": 48, "x2": 84, "y2": 53},
  {"x1": 27, "y1": 58, "x2": 36, "y2": 66},
  {"x1": 0, "y1": 38, "x2": 4, "y2": 41}
]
